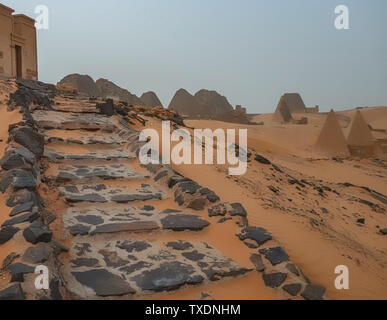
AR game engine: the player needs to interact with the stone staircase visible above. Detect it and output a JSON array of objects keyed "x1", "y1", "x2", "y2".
[{"x1": 31, "y1": 101, "x2": 250, "y2": 299}]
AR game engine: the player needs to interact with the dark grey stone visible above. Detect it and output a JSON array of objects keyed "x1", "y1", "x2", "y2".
[
  {"x1": 178, "y1": 181, "x2": 201, "y2": 194},
  {"x1": 0, "y1": 150, "x2": 32, "y2": 170},
  {"x1": 301, "y1": 285, "x2": 326, "y2": 300},
  {"x1": 255, "y1": 154, "x2": 271, "y2": 165},
  {"x1": 93, "y1": 221, "x2": 159, "y2": 234},
  {"x1": 9, "y1": 201, "x2": 34, "y2": 217},
  {"x1": 259, "y1": 247, "x2": 289, "y2": 266},
  {"x1": 75, "y1": 215, "x2": 104, "y2": 226},
  {"x1": 167, "y1": 176, "x2": 188, "y2": 189},
  {"x1": 6, "y1": 189, "x2": 36, "y2": 207},
  {"x1": 283, "y1": 283, "x2": 302, "y2": 296},
  {"x1": 2, "y1": 211, "x2": 39, "y2": 227},
  {"x1": 0, "y1": 169, "x2": 37, "y2": 192},
  {"x1": 262, "y1": 273, "x2": 287, "y2": 288},
  {"x1": 22, "y1": 244, "x2": 52, "y2": 264},
  {"x1": 117, "y1": 241, "x2": 152, "y2": 253},
  {"x1": 154, "y1": 170, "x2": 168, "y2": 182},
  {"x1": 0, "y1": 226, "x2": 19, "y2": 244},
  {"x1": 229, "y1": 203, "x2": 247, "y2": 217},
  {"x1": 72, "y1": 269, "x2": 135, "y2": 297},
  {"x1": 23, "y1": 221, "x2": 53, "y2": 244},
  {"x1": 237, "y1": 227, "x2": 272, "y2": 246},
  {"x1": 66, "y1": 193, "x2": 107, "y2": 203},
  {"x1": 208, "y1": 203, "x2": 227, "y2": 217},
  {"x1": 161, "y1": 214, "x2": 210, "y2": 231},
  {"x1": 132, "y1": 261, "x2": 204, "y2": 292},
  {"x1": 68, "y1": 224, "x2": 91, "y2": 236},
  {"x1": 111, "y1": 193, "x2": 162, "y2": 203},
  {"x1": 166, "y1": 241, "x2": 193, "y2": 251},
  {"x1": 0, "y1": 283, "x2": 25, "y2": 300},
  {"x1": 7, "y1": 263, "x2": 35, "y2": 282},
  {"x1": 380, "y1": 228, "x2": 387, "y2": 235},
  {"x1": 71, "y1": 258, "x2": 99, "y2": 268},
  {"x1": 182, "y1": 250, "x2": 205, "y2": 262},
  {"x1": 11, "y1": 126, "x2": 45, "y2": 157}
]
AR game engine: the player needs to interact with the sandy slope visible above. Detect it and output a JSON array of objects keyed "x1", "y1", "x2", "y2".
[{"x1": 139, "y1": 107, "x2": 387, "y2": 300}]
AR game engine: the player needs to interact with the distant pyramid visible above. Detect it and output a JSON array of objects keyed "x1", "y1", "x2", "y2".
[
  {"x1": 274, "y1": 96, "x2": 293, "y2": 123},
  {"x1": 347, "y1": 110, "x2": 374, "y2": 146},
  {"x1": 315, "y1": 110, "x2": 350, "y2": 157},
  {"x1": 140, "y1": 91, "x2": 163, "y2": 108},
  {"x1": 168, "y1": 89, "x2": 205, "y2": 118},
  {"x1": 57, "y1": 74, "x2": 100, "y2": 97},
  {"x1": 281, "y1": 93, "x2": 306, "y2": 113}
]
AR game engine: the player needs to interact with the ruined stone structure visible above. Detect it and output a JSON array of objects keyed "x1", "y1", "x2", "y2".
[{"x1": 0, "y1": 4, "x2": 38, "y2": 80}]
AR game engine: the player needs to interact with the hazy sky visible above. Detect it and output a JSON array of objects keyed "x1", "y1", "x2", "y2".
[{"x1": 4, "y1": 0, "x2": 387, "y2": 113}]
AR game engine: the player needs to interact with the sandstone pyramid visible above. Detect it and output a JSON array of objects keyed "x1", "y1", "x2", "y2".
[
  {"x1": 347, "y1": 110, "x2": 375, "y2": 146},
  {"x1": 281, "y1": 93, "x2": 306, "y2": 113},
  {"x1": 194, "y1": 89, "x2": 234, "y2": 118},
  {"x1": 274, "y1": 96, "x2": 293, "y2": 123},
  {"x1": 168, "y1": 88, "x2": 205, "y2": 118},
  {"x1": 140, "y1": 91, "x2": 163, "y2": 108},
  {"x1": 57, "y1": 74, "x2": 100, "y2": 97},
  {"x1": 96, "y1": 78, "x2": 143, "y2": 105},
  {"x1": 315, "y1": 110, "x2": 350, "y2": 157}
]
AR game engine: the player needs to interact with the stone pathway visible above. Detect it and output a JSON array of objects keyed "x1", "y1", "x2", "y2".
[{"x1": 31, "y1": 99, "x2": 250, "y2": 300}]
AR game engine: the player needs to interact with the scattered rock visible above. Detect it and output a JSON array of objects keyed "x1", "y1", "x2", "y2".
[
  {"x1": 9, "y1": 201, "x2": 34, "y2": 217},
  {"x1": 72, "y1": 269, "x2": 135, "y2": 297},
  {"x1": 160, "y1": 214, "x2": 210, "y2": 232},
  {"x1": 0, "y1": 169, "x2": 37, "y2": 192},
  {"x1": 283, "y1": 283, "x2": 302, "y2": 296},
  {"x1": 166, "y1": 241, "x2": 193, "y2": 251},
  {"x1": 237, "y1": 227, "x2": 272, "y2": 246},
  {"x1": 2, "y1": 211, "x2": 39, "y2": 227},
  {"x1": 228, "y1": 203, "x2": 247, "y2": 217},
  {"x1": 0, "y1": 283, "x2": 25, "y2": 300},
  {"x1": 301, "y1": 285, "x2": 326, "y2": 300},
  {"x1": 0, "y1": 226, "x2": 19, "y2": 244},
  {"x1": 262, "y1": 273, "x2": 287, "y2": 288},
  {"x1": 23, "y1": 221, "x2": 53, "y2": 244},
  {"x1": 357, "y1": 218, "x2": 365, "y2": 225},
  {"x1": 259, "y1": 247, "x2": 289, "y2": 266},
  {"x1": 255, "y1": 154, "x2": 271, "y2": 165},
  {"x1": 10, "y1": 126, "x2": 45, "y2": 157},
  {"x1": 380, "y1": 229, "x2": 387, "y2": 235},
  {"x1": 7, "y1": 263, "x2": 35, "y2": 282},
  {"x1": 132, "y1": 261, "x2": 204, "y2": 292},
  {"x1": 22, "y1": 244, "x2": 52, "y2": 264}
]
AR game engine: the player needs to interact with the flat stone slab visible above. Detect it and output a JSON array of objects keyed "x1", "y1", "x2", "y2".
[
  {"x1": 63, "y1": 205, "x2": 210, "y2": 236},
  {"x1": 32, "y1": 110, "x2": 117, "y2": 131},
  {"x1": 44, "y1": 130, "x2": 127, "y2": 146},
  {"x1": 59, "y1": 184, "x2": 165, "y2": 204},
  {"x1": 55, "y1": 164, "x2": 145, "y2": 182},
  {"x1": 44, "y1": 147, "x2": 135, "y2": 162},
  {"x1": 51, "y1": 104, "x2": 99, "y2": 114},
  {"x1": 62, "y1": 240, "x2": 249, "y2": 298}
]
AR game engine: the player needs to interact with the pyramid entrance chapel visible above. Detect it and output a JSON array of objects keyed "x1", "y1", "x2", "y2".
[{"x1": 0, "y1": 3, "x2": 38, "y2": 80}]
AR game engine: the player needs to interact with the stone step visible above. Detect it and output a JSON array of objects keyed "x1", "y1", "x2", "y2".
[
  {"x1": 51, "y1": 104, "x2": 99, "y2": 114},
  {"x1": 53, "y1": 164, "x2": 146, "y2": 183},
  {"x1": 62, "y1": 239, "x2": 250, "y2": 298},
  {"x1": 64, "y1": 205, "x2": 210, "y2": 236},
  {"x1": 59, "y1": 184, "x2": 165, "y2": 204},
  {"x1": 32, "y1": 110, "x2": 117, "y2": 131},
  {"x1": 44, "y1": 130, "x2": 127, "y2": 146},
  {"x1": 44, "y1": 147, "x2": 135, "y2": 162}
]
